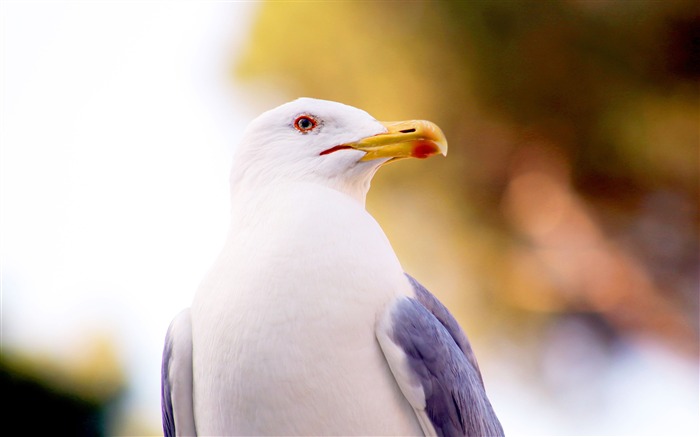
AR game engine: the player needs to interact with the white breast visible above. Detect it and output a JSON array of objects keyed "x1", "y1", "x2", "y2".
[{"x1": 190, "y1": 183, "x2": 422, "y2": 435}]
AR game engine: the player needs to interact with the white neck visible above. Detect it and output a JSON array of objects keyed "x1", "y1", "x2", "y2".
[{"x1": 228, "y1": 156, "x2": 384, "y2": 209}]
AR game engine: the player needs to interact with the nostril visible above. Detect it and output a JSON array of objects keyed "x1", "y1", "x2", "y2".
[{"x1": 399, "y1": 129, "x2": 416, "y2": 133}]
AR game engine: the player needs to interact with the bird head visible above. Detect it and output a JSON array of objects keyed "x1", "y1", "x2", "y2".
[{"x1": 230, "y1": 98, "x2": 447, "y2": 203}]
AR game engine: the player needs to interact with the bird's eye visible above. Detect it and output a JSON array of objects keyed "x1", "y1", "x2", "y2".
[{"x1": 293, "y1": 115, "x2": 318, "y2": 133}]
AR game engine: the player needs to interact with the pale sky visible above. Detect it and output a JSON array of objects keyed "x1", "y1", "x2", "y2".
[{"x1": 1, "y1": 1, "x2": 256, "y2": 431}]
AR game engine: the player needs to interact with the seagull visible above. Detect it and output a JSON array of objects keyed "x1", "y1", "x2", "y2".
[{"x1": 161, "y1": 98, "x2": 503, "y2": 436}]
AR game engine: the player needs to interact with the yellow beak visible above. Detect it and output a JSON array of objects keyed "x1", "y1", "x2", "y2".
[{"x1": 343, "y1": 120, "x2": 448, "y2": 163}]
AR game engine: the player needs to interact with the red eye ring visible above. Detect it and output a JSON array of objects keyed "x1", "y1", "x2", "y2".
[{"x1": 293, "y1": 115, "x2": 318, "y2": 133}]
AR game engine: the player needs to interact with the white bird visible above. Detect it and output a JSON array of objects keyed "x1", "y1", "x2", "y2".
[{"x1": 161, "y1": 98, "x2": 503, "y2": 436}]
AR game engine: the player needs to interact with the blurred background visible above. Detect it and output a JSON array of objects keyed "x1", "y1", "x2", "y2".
[{"x1": 1, "y1": 1, "x2": 697, "y2": 435}]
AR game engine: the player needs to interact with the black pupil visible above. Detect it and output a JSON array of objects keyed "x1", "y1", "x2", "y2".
[{"x1": 299, "y1": 118, "x2": 312, "y2": 129}]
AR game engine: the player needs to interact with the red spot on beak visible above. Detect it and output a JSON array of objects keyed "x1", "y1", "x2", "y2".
[{"x1": 411, "y1": 141, "x2": 439, "y2": 159}]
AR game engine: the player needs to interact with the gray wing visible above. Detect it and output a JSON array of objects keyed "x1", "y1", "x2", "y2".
[
  {"x1": 376, "y1": 274, "x2": 503, "y2": 437},
  {"x1": 162, "y1": 308, "x2": 197, "y2": 437}
]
